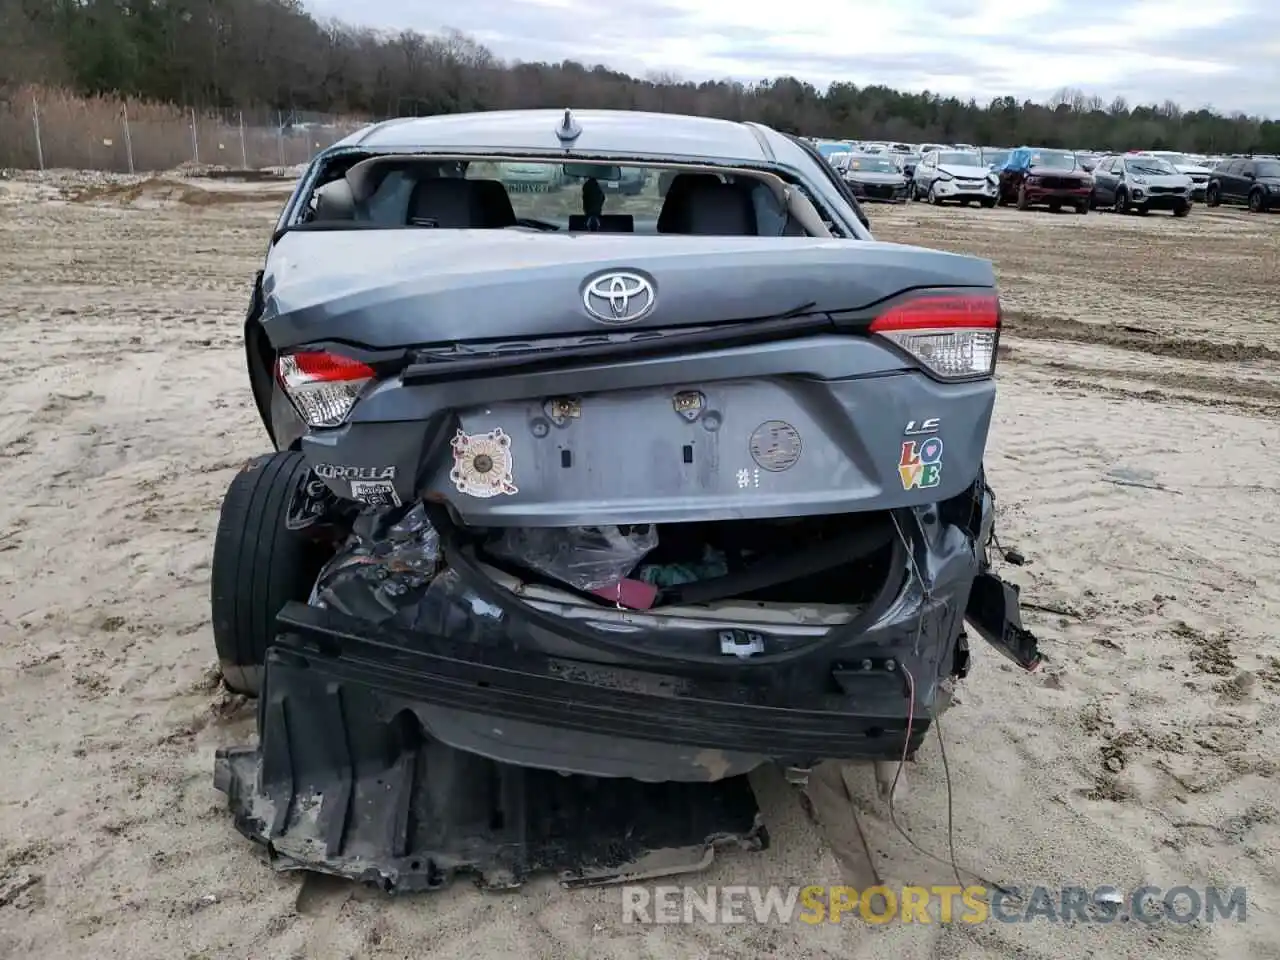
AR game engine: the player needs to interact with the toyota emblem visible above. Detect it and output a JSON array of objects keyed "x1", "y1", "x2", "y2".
[{"x1": 582, "y1": 271, "x2": 656, "y2": 324}]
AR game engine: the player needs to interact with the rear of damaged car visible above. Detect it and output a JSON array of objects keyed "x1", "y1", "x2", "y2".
[{"x1": 211, "y1": 110, "x2": 1039, "y2": 890}]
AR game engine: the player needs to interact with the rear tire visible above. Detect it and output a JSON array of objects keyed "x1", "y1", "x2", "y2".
[{"x1": 211, "y1": 451, "x2": 334, "y2": 695}]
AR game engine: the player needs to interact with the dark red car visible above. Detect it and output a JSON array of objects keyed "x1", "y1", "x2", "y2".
[{"x1": 996, "y1": 147, "x2": 1094, "y2": 213}]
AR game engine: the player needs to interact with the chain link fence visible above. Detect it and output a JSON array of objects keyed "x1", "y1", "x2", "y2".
[{"x1": 0, "y1": 89, "x2": 373, "y2": 172}]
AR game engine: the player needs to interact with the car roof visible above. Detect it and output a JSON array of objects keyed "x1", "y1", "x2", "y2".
[{"x1": 335, "y1": 109, "x2": 784, "y2": 163}]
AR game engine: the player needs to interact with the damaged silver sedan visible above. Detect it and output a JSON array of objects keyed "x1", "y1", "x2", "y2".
[{"x1": 210, "y1": 108, "x2": 1040, "y2": 892}]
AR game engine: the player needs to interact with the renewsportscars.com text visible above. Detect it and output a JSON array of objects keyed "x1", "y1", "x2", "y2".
[{"x1": 621, "y1": 884, "x2": 1247, "y2": 925}]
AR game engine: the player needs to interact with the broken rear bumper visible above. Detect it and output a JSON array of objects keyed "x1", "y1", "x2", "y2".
[
  {"x1": 213, "y1": 568, "x2": 1039, "y2": 890},
  {"x1": 255, "y1": 601, "x2": 933, "y2": 778},
  {"x1": 223, "y1": 546, "x2": 1040, "y2": 782}
]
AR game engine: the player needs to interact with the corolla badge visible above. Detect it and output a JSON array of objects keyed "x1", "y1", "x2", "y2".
[{"x1": 582, "y1": 271, "x2": 656, "y2": 324}]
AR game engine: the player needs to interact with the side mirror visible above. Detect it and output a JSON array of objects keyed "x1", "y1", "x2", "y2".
[{"x1": 1244, "y1": 171, "x2": 1256, "y2": 180}]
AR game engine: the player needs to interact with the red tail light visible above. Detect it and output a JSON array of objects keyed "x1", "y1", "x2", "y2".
[
  {"x1": 280, "y1": 350, "x2": 375, "y2": 384},
  {"x1": 276, "y1": 350, "x2": 375, "y2": 427},
  {"x1": 869, "y1": 291, "x2": 1000, "y2": 380}
]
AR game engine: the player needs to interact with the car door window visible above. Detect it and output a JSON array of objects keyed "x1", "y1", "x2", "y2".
[{"x1": 1241, "y1": 162, "x2": 1256, "y2": 179}]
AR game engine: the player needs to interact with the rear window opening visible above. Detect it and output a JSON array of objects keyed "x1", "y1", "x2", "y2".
[
  {"x1": 294, "y1": 153, "x2": 826, "y2": 238},
  {"x1": 477, "y1": 514, "x2": 899, "y2": 614}
]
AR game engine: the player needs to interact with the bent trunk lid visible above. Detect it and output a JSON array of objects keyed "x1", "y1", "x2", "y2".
[{"x1": 261, "y1": 231, "x2": 995, "y2": 349}]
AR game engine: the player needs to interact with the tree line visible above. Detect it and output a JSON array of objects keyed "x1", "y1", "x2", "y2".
[{"x1": 3, "y1": 0, "x2": 1277, "y2": 155}]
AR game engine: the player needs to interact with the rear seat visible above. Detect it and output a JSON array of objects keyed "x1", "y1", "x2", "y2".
[
  {"x1": 656, "y1": 173, "x2": 721, "y2": 233},
  {"x1": 658, "y1": 178, "x2": 759, "y2": 235},
  {"x1": 405, "y1": 178, "x2": 517, "y2": 228}
]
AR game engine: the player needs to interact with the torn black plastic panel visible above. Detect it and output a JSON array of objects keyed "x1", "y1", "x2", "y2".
[
  {"x1": 964, "y1": 573, "x2": 1043, "y2": 671},
  {"x1": 214, "y1": 646, "x2": 767, "y2": 893}
]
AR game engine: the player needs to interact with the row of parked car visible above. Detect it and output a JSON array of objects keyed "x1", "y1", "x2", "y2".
[{"x1": 819, "y1": 142, "x2": 1280, "y2": 216}]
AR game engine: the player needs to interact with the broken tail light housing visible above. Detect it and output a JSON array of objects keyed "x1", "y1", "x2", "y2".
[
  {"x1": 869, "y1": 291, "x2": 1000, "y2": 380},
  {"x1": 276, "y1": 350, "x2": 375, "y2": 427}
]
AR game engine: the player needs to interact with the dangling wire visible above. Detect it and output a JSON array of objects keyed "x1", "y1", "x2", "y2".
[{"x1": 882, "y1": 509, "x2": 1019, "y2": 898}]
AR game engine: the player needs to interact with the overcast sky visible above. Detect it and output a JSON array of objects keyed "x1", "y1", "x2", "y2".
[{"x1": 307, "y1": 0, "x2": 1279, "y2": 117}]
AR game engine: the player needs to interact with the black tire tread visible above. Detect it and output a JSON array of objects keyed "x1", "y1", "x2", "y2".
[{"x1": 211, "y1": 451, "x2": 324, "y2": 695}]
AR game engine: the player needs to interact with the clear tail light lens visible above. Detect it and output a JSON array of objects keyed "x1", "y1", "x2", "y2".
[
  {"x1": 276, "y1": 350, "x2": 375, "y2": 427},
  {"x1": 869, "y1": 291, "x2": 1000, "y2": 380}
]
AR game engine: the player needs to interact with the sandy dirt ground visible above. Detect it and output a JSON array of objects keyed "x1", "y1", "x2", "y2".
[{"x1": 1, "y1": 172, "x2": 1278, "y2": 960}]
